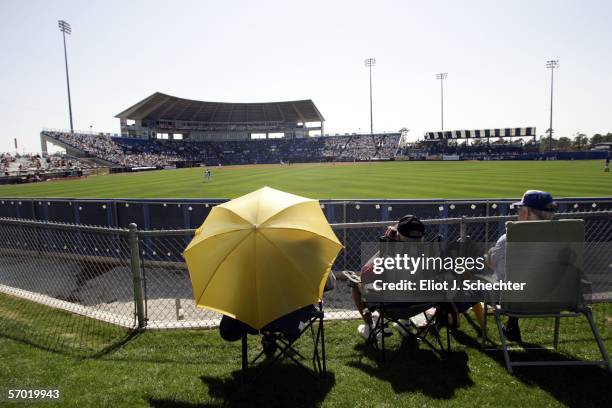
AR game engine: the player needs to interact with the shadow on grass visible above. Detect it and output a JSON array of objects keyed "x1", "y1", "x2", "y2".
[
  {"x1": 0, "y1": 292, "x2": 137, "y2": 358},
  {"x1": 0, "y1": 325, "x2": 141, "y2": 359},
  {"x1": 452, "y1": 328, "x2": 612, "y2": 407},
  {"x1": 347, "y1": 336, "x2": 474, "y2": 399},
  {"x1": 87, "y1": 329, "x2": 143, "y2": 358},
  {"x1": 148, "y1": 365, "x2": 335, "y2": 408}
]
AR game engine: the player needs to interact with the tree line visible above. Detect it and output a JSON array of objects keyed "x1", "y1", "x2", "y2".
[{"x1": 538, "y1": 132, "x2": 612, "y2": 152}]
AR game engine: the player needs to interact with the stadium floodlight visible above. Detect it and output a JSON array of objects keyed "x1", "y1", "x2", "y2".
[
  {"x1": 58, "y1": 20, "x2": 74, "y2": 134},
  {"x1": 545, "y1": 59, "x2": 559, "y2": 152},
  {"x1": 364, "y1": 58, "x2": 376, "y2": 135},
  {"x1": 436, "y1": 73, "x2": 448, "y2": 130}
]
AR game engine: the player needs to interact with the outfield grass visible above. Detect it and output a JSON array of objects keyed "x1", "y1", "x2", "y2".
[
  {"x1": 0, "y1": 161, "x2": 610, "y2": 199},
  {"x1": 1, "y1": 293, "x2": 611, "y2": 407}
]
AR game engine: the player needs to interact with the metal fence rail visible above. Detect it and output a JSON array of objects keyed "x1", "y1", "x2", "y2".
[
  {"x1": 2, "y1": 196, "x2": 612, "y2": 229},
  {"x1": 0, "y1": 211, "x2": 610, "y2": 352}
]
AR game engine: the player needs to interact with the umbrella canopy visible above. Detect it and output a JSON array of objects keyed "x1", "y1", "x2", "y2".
[{"x1": 183, "y1": 186, "x2": 342, "y2": 329}]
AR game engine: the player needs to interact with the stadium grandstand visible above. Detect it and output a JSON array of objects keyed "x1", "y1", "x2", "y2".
[
  {"x1": 40, "y1": 130, "x2": 403, "y2": 169},
  {"x1": 39, "y1": 93, "x2": 608, "y2": 171},
  {"x1": 115, "y1": 92, "x2": 325, "y2": 141},
  {"x1": 37, "y1": 92, "x2": 403, "y2": 171},
  {"x1": 398, "y1": 127, "x2": 609, "y2": 161},
  {"x1": 0, "y1": 151, "x2": 93, "y2": 185},
  {"x1": 424, "y1": 127, "x2": 537, "y2": 141},
  {"x1": 397, "y1": 127, "x2": 537, "y2": 160},
  {"x1": 418, "y1": 127, "x2": 541, "y2": 160}
]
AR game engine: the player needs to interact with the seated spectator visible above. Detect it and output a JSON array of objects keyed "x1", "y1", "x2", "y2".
[
  {"x1": 487, "y1": 189, "x2": 557, "y2": 342},
  {"x1": 348, "y1": 215, "x2": 426, "y2": 340},
  {"x1": 219, "y1": 305, "x2": 316, "y2": 357}
]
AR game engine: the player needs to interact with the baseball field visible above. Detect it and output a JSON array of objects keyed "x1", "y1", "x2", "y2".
[{"x1": 0, "y1": 160, "x2": 610, "y2": 199}]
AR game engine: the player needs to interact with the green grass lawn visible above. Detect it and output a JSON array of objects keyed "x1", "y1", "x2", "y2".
[
  {"x1": 1, "y1": 293, "x2": 611, "y2": 407},
  {"x1": 0, "y1": 161, "x2": 610, "y2": 199}
]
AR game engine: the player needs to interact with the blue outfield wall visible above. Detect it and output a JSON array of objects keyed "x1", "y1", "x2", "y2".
[
  {"x1": 1, "y1": 197, "x2": 611, "y2": 230},
  {"x1": 2, "y1": 197, "x2": 611, "y2": 276}
]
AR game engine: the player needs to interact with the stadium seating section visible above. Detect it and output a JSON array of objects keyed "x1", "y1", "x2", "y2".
[
  {"x1": 42, "y1": 131, "x2": 402, "y2": 167},
  {"x1": 401, "y1": 142, "x2": 609, "y2": 161},
  {"x1": 1, "y1": 152, "x2": 93, "y2": 184}
]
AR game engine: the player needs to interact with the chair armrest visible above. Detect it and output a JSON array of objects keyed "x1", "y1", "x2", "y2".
[
  {"x1": 342, "y1": 270, "x2": 361, "y2": 285},
  {"x1": 472, "y1": 273, "x2": 496, "y2": 284},
  {"x1": 470, "y1": 273, "x2": 501, "y2": 303}
]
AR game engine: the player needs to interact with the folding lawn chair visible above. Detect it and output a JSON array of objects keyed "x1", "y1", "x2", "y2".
[
  {"x1": 365, "y1": 301, "x2": 453, "y2": 360},
  {"x1": 484, "y1": 219, "x2": 611, "y2": 373},
  {"x1": 345, "y1": 236, "x2": 458, "y2": 360},
  {"x1": 220, "y1": 272, "x2": 336, "y2": 384},
  {"x1": 344, "y1": 269, "x2": 453, "y2": 361}
]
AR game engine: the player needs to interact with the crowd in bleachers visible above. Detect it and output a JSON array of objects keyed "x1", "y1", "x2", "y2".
[
  {"x1": 43, "y1": 131, "x2": 402, "y2": 167},
  {"x1": 1, "y1": 152, "x2": 92, "y2": 183},
  {"x1": 400, "y1": 141, "x2": 542, "y2": 160},
  {"x1": 47, "y1": 131, "x2": 182, "y2": 168}
]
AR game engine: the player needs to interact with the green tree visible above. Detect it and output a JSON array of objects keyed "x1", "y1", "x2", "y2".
[
  {"x1": 539, "y1": 135, "x2": 557, "y2": 152},
  {"x1": 557, "y1": 137, "x2": 572, "y2": 149},
  {"x1": 590, "y1": 133, "x2": 604, "y2": 146},
  {"x1": 572, "y1": 133, "x2": 588, "y2": 150}
]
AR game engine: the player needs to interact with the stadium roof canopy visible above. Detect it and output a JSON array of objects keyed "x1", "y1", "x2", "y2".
[
  {"x1": 115, "y1": 92, "x2": 324, "y2": 124},
  {"x1": 424, "y1": 127, "x2": 536, "y2": 141}
]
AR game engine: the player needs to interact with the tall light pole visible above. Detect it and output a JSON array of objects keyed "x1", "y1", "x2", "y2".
[
  {"x1": 364, "y1": 58, "x2": 376, "y2": 135},
  {"x1": 58, "y1": 20, "x2": 74, "y2": 134},
  {"x1": 436, "y1": 73, "x2": 447, "y2": 130},
  {"x1": 546, "y1": 60, "x2": 559, "y2": 152}
]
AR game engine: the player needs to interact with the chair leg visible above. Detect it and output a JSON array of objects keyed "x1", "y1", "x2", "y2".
[
  {"x1": 417, "y1": 320, "x2": 442, "y2": 357},
  {"x1": 259, "y1": 325, "x2": 317, "y2": 380},
  {"x1": 584, "y1": 308, "x2": 612, "y2": 373},
  {"x1": 241, "y1": 334, "x2": 248, "y2": 384},
  {"x1": 311, "y1": 304, "x2": 323, "y2": 373},
  {"x1": 311, "y1": 325, "x2": 322, "y2": 375},
  {"x1": 494, "y1": 310, "x2": 513, "y2": 373},
  {"x1": 309, "y1": 323, "x2": 319, "y2": 372},
  {"x1": 446, "y1": 322, "x2": 451, "y2": 355},
  {"x1": 380, "y1": 311, "x2": 386, "y2": 363},
  {"x1": 276, "y1": 336, "x2": 308, "y2": 360},
  {"x1": 320, "y1": 310, "x2": 326, "y2": 375},
  {"x1": 553, "y1": 316, "x2": 560, "y2": 350},
  {"x1": 481, "y1": 302, "x2": 488, "y2": 350}
]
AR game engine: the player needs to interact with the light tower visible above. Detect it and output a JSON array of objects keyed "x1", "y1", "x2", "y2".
[
  {"x1": 546, "y1": 59, "x2": 559, "y2": 152},
  {"x1": 364, "y1": 58, "x2": 376, "y2": 135},
  {"x1": 58, "y1": 20, "x2": 74, "y2": 133},
  {"x1": 436, "y1": 73, "x2": 447, "y2": 130}
]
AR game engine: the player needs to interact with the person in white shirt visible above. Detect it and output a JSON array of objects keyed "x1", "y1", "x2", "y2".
[{"x1": 487, "y1": 190, "x2": 557, "y2": 342}]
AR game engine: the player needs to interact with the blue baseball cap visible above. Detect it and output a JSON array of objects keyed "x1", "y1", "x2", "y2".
[{"x1": 513, "y1": 190, "x2": 557, "y2": 212}]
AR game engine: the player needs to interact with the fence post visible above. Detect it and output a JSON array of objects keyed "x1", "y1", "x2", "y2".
[
  {"x1": 459, "y1": 216, "x2": 467, "y2": 242},
  {"x1": 343, "y1": 201, "x2": 347, "y2": 270},
  {"x1": 128, "y1": 223, "x2": 146, "y2": 329}
]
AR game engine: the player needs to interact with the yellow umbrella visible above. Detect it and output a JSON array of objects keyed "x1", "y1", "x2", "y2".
[{"x1": 183, "y1": 186, "x2": 342, "y2": 329}]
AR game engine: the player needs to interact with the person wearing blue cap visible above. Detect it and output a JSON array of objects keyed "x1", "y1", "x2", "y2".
[{"x1": 486, "y1": 190, "x2": 557, "y2": 342}]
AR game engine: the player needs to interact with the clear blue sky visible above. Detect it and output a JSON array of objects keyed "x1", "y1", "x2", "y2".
[{"x1": 1, "y1": 0, "x2": 611, "y2": 153}]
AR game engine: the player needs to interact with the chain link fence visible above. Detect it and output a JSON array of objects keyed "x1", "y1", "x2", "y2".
[
  {"x1": 1, "y1": 211, "x2": 610, "y2": 352},
  {"x1": 0, "y1": 219, "x2": 136, "y2": 354}
]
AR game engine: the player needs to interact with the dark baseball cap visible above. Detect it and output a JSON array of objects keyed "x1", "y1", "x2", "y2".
[
  {"x1": 397, "y1": 215, "x2": 425, "y2": 239},
  {"x1": 513, "y1": 190, "x2": 557, "y2": 212}
]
